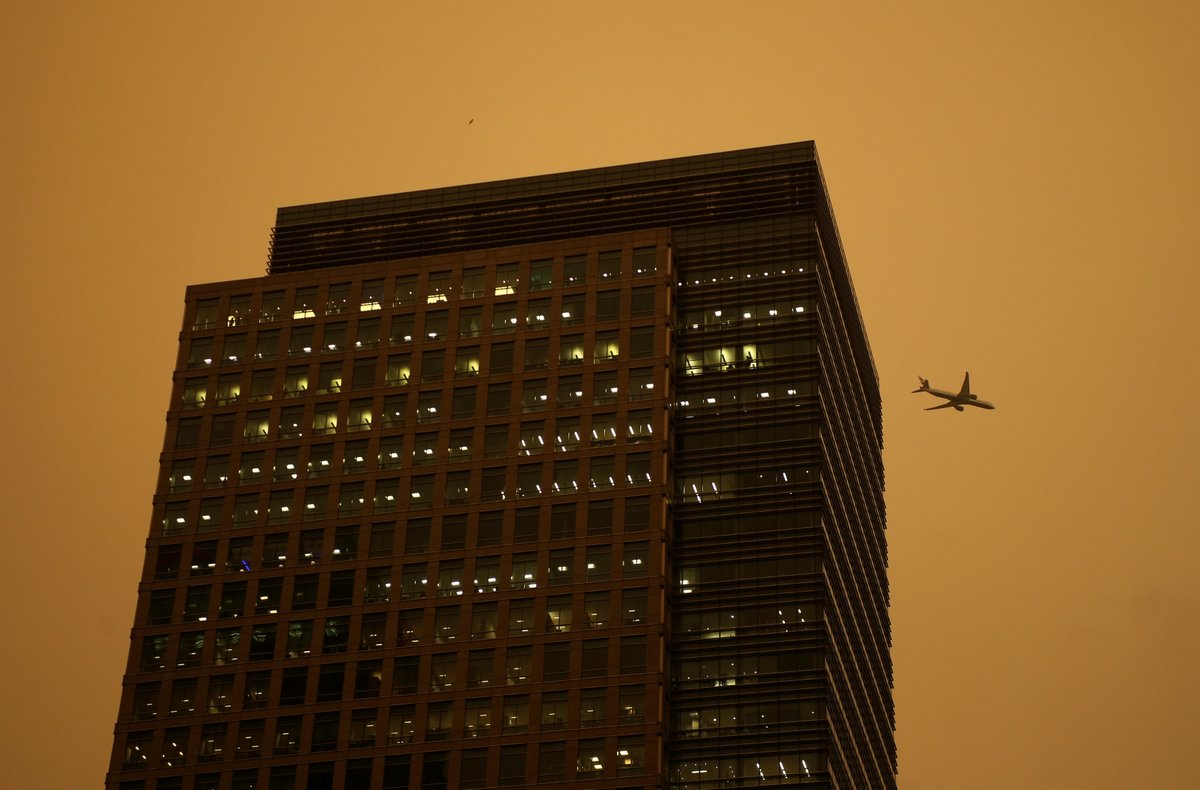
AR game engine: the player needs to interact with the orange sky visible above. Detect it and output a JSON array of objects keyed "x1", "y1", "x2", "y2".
[{"x1": 3, "y1": 3, "x2": 1198, "y2": 788}]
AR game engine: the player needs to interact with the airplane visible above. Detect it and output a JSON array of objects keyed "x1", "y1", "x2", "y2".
[{"x1": 913, "y1": 372, "x2": 995, "y2": 411}]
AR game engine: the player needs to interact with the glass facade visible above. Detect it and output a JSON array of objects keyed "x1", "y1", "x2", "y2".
[{"x1": 108, "y1": 142, "x2": 893, "y2": 789}]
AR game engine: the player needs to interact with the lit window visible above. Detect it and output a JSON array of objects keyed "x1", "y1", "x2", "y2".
[
  {"x1": 492, "y1": 304, "x2": 518, "y2": 334},
  {"x1": 302, "y1": 486, "x2": 327, "y2": 521},
  {"x1": 494, "y1": 263, "x2": 519, "y2": 295},
  {"x1": 455, "y1": 347, "x2": 480, "y2": 378},
  {"x1": 347, "y1": 399, "x2": 373, "y2": 431},
  {"x1": 355, "y1": 318, "x2": 381, "y2": 348},
  {"x1": 187, "y1": 337, "x2": 214, "y2": 369},
  {"x1": 168, "y1": 461, "x2": 194, "y2": 492},
  {"x1": 563, "y1": 254, "x2": 587, "y2": 286},
  {"x1": 445, "y1": 471, "x2": 470, "y2": 503},
  {"x1": 557, "y1": 375, "x2": 582, "y2": 408},
  {"x1": 591, "y1": 415, "x2": 617, "y2": 447},
  {"x1": 548, "y1": 550, "x2": 574, "y2": 586},
  {"x1": 292, "y1": 287, "x2": 318, "y2": 319},
  {"x1": 322, "y1": 322, "x2": 346, "y2": 353},
  {"x1": 393, "y1": 275, "x2": 417, "y2": 307},
  {"x1": 632, "y1": 246, "x2": 657, "y2": 277},
  {"x1": 426, "y1": 271, "x2": 451, "y2": 303},
  {"x1": 527, "y1": 298, "x2": 551, "y2": 329},
  {"x1": 360, "y1": 279, "x2": 384, "y2": 312},
  {"x1": 519, "y1": 423, "x2": 545, "y2": 455},
  {"x1": 390, "y1": 314, "x2": 414, "y2": 344},
  {"x1": 423, "y1": 311, "x2": 448, "y2": 341},
  {"x1": 324, "y1": 283, "x2": 351, "y2": 316},
  {"x1": 312, "y1": 405, "x2": 338, "y2": 436},
  {"x1": 283, "y1": 366, "x2": 308, "y2": 397},
  {"x1": 385, "y1": 355, "x2": 411, "y2": 386},
  {"x1": 598, "y1": 250, "x2": 621, "y2": 280},
  {"x1": 522, "y1": 380, "x2": 548, "y2": 412},
  {"x1": 181, "y1": 378, "x2": 207, "y2": 409},
  {"x1": 559, "y1": 335, "x2": 585, "y2": 365},
  {"x1": 508, "y1": 549, "x2": 537, "y2": 588},
  {"x1": 259, "y1": 291, "x2": 284, "y2": 322},
  {"x1": 555, "y1": 420, "x2": 581, "y2": 452},
  {"x1": 249, "y1": 369, "x2": 274, "y2": 402},
  {"x1": 287, "y1": 325, "x2": 313, "y2": 356},
  {"x1": 215, "y1": 374, "x2": 241, "y2": 405},
  {"x1": 594, "y1": 371, "x2": 618, "y2": 404},
  {"x1": 243, "y1": 411, "x2": 271, "y2": 442},
  {"x1": 561, "y1": 294, "x2": 584, "y2": 326}
]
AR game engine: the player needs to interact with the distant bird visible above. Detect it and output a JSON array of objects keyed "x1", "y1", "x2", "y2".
[{"x1": 468, "y1": 118, "x2": 474, "y2": 125}]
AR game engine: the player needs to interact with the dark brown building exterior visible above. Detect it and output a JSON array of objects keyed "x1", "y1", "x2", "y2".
[{"x1": 108, "y1": 142, "x2": 894, "y2": 790}]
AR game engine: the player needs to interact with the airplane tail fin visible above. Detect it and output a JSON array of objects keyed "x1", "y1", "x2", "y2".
[{"x1": 912, "y1": 376, "x2": 929, "y2": 393}]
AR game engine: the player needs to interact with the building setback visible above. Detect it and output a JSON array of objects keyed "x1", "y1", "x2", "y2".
[{"x1": 108, "y1": 142, "x2": 895, "y2": 790}]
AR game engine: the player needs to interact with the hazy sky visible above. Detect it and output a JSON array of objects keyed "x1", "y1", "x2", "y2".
[{"x1": 3, "y1": 3, "x2": 1198, "y2": 788}]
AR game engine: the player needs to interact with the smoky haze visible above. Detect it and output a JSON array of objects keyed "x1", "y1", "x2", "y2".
[{"x1": 1, "y1": 2, "x2": 1198, "y2": 788}]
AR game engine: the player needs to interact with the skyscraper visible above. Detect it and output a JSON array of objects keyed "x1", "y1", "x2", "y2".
[{"x1": 108, "y1": 142, "x2": 894, "y2": 790}]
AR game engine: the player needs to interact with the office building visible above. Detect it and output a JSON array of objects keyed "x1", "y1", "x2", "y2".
[{"x1": 107, "y1": 142, "x2": 894, "y2": 789}]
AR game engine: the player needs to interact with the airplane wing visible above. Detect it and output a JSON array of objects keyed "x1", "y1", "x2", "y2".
[
  {"x1": 924, "y1": 402, "x2": 958, "y2": 411},
  {"x1": 958, "y1": 372, "x2": 971, "y2": 399}
]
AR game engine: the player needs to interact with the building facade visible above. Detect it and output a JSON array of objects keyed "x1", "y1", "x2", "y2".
[{"x1": 108, "y1": 142, "x2": 894, "y2": 790}]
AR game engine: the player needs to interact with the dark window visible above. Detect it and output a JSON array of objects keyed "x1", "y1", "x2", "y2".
[
  {"x1": 588, "y1": 500, "x2": 613, "y2": 535},
  {"x1": 544, "y1": 642, "x2": 570, "y2": 680},
  {"x1": 352, "y1": 357, "x2": 376, "y2": 390},
  {"x1": 441, "y1": 514, "x2": 467, "y2": 550},
  {"x1": 499, "y1": 745, "x2": 526, "y2": 785},
  {"x1": 550, "y1": 504, "x2": 575, "y2": 538},
  {"x1": 630, "y1": 326, "x2": 655, "y2": 358},
  {"x1": 461, "y1": 748, "x2": 488, "y2": 789},
  {"x1": 631, "y1": 286, "x2": 656, "y2": 317},
  {"x1": 311, "y1": 713, "x2": 340, "y2": 751},
  {"x1": 382, "y1": 756, "x2": 412, "y2": 790},
  {"x1": 583, "y1": 639, "x2": 608, "y2": 677},
  {"x1": 218, "y1": 581, "x2": 246, "y2": 618},
  {"x1": 148, "y1": 589, "x2": 175, "y2": 625},
  {"x1": 328, "y1": 570, "x2": 356, "y2": 606},
  {"x1": 292, "y1": 574, "x2": 318, "y2": 610},
  {"x1": 597, "y1": 291, "x2": 621, "y2": 321},
  {"x1": 279, "y1": 667, "x2": 307, "y2": 706},
  {"x1": 421, "y1": 752, "x2": 449, "y2": 790},
  {"x1": 317, "y1": 663, "x2": 346, "y2": 701},
  {"x1": 539, "y1": 741, "x2": 566, "y2": 781},
  {"x1": 490, "y1": 342, "x2": 514, "y2": 373},
  {"x1": 392, "y1": 656, "x2": 419, "y2": 695},
  {"x1": 478, "y1": 511, "x2": 503, "y2": 547},
  {"x1": 620, "y1": 636, "x2": 647, "y2": 673},
  {"x1": 524, "y1": 338, "x2": 549, "y2": 369}
]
